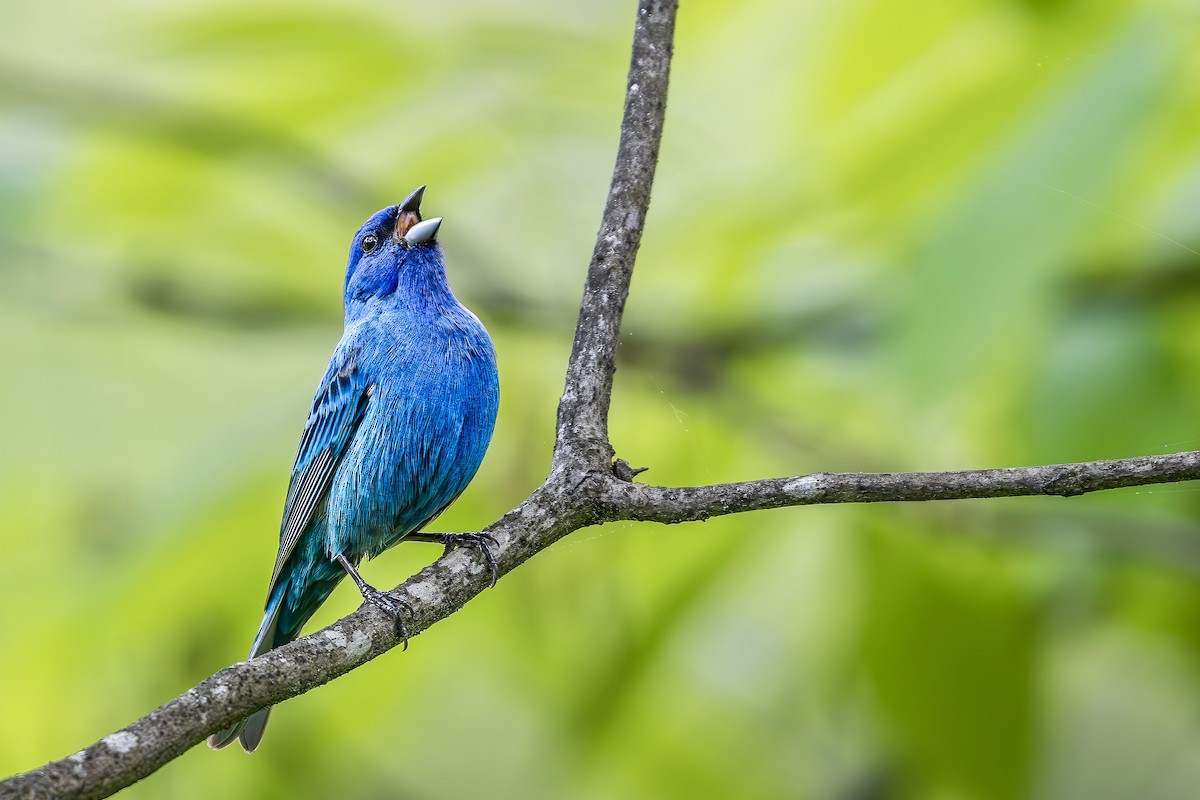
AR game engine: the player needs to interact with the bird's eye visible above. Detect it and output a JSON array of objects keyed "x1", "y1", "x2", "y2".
[{"x1": 362, "y1": 233, "x2": 379, "y2": 254}]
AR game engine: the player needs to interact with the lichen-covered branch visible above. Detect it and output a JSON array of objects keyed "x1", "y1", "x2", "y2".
[
  {"x1": 0, "y1": 485, "x2": 596, "y2": 800},
  {"x1": 552, "y1": 0, "x2": 677, "y2": 472},
  {"x1": 8, "y1": 445, "x2": 1200, "y2": 799},
  {"x1": 611, "y1": 450, "x2": 1200, "y2": 522}
]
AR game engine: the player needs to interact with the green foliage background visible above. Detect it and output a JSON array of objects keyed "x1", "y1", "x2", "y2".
[{"x1": 2, "y1": 1, "x2": 1200, "y2": 798}]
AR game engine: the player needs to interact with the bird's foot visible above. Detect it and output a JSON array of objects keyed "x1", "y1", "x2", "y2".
[
  {"x1": 359, "y1": 583, "x2": 414, "y2": 650},
  {"x1": 335, "y1": 552, "x2": 414, "y2": 649},
  {"x1": 433, "y1": 533, "x2": 500, "y2": 587}
]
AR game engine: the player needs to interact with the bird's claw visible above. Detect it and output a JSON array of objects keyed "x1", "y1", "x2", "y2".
[
  {"x1": 359, "y1": 585, "x2": 413, "y2": 650},
  {"x1": 436, "y1": 533, "x2": 500, "y2": 587}
]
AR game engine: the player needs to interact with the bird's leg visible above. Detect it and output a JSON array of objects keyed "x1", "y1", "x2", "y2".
[
  {"x1": 335, "y1": 553, "x2": 413, "y2": 650},
  {"x1": 405, "y1": 532, "x2": 500, "y2": 587}
]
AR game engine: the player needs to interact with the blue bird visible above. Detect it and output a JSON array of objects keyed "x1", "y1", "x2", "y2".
[{"x1": 209, "y1": 187, "x2": 499, "y2": 752}]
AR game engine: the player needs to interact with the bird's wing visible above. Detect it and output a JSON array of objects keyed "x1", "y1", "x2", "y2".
[{"x1": 266, "y1": 355, "x2": 373, "y2": 602}]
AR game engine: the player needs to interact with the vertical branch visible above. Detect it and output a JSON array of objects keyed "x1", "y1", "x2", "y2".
[{"x1": 552, "y1": 0, "x2": 678, "y2": 471}]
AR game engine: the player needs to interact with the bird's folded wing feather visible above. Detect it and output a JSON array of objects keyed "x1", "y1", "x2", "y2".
[{"x1": 266, "y1": 355, "x2": 373, "y2": 600}]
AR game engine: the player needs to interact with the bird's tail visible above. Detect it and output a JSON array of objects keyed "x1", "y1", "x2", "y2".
[{"x1": 207, "y1": 588, "x2": 284, "y2": 752}]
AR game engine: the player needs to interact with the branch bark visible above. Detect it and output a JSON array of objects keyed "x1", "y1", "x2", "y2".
[
  {"x1": 552, "y1": 0, "x2": 674, "y2": 472},
  {"x1": 613, "y1": 450, "x2": 1200, "y2": 522},
  {"x1": 4, "y1": 1, "x2": 1198, "y2": 798}
]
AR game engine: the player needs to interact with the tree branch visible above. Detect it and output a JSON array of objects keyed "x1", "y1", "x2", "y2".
[
  {"x1": 612, "y1": 450, "x2": 1200, "y2": 522},
  {"x1": 5, "y1": 1, "x2": 1199, "y2": 798},
  {"x1": 0, "y1": 485, "x2": 592, "y2": 800},
  {"x1": 553, "y1": 0, "x2": 676, "y2": 472}
]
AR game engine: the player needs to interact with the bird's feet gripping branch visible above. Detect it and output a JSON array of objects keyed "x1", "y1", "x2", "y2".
[
  {"x1": 335, "y1": 554, "x2": 415, "y2": 650},
  {"x1": 405, "y1": 532, "x2": 500, "y2": 586}
]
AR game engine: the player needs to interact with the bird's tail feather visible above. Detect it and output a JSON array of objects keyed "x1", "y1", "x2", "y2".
[{"x1": 208, "y1": 589, "x2": 284, "y2": 752}]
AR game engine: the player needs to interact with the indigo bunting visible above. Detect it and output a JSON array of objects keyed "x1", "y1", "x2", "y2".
[{"x1": 209, "y1": 187, "x2": 499, "y2": 752}]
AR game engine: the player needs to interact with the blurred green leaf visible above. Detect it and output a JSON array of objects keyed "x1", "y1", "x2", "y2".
[{"x1": 861, "y1": 522, "x2": 1038, "y2": 799}]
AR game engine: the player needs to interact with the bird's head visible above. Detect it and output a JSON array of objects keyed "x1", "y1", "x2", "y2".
[{"x1": 343, "y1": 185, "x2": 446, "y2": 308}]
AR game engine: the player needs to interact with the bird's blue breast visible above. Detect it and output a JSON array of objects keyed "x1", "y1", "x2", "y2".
[{"x1": 323, "y1": 308, "x2": 499, "y2": 561}]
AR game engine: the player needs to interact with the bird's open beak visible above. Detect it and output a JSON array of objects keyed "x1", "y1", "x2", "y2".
[
  {"x1": 393, "y1": 185, "x2": 426, "y2": 242},
  {"x1": 404, "y1": 217, "x2": 442, "y2": 245}
]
